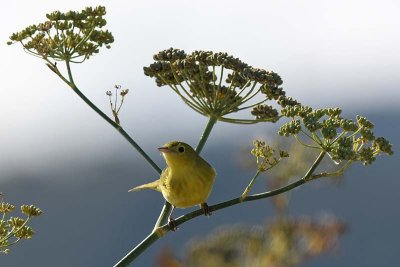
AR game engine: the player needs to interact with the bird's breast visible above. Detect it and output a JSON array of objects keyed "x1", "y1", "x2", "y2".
[{"x1": 160, "y1": 166, "x2": 215, "y2": 208}]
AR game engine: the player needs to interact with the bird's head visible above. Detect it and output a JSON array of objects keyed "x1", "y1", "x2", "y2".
[{"x1": 158, "y1": 141, "x2": 197, "y2": 168}]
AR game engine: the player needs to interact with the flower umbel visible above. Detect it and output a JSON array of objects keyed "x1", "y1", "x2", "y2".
[
  {"x1": 106, "y1": 85, "x2": 129, "y2": 125},
  {"x1": 0, "y1": 196, "x2": 42, "y2": 254},
  {"x1": 144, "y1": 48, "x2": 299, "y2": 124},
  {"x1": 278, "y1": 105, "x2": 393, "y2": 180},
  {"x1": 251, "y1": 140, "x2": 288, "y2": 172},
  {"x1": 241, "y1": 140, "x2": 289, "y2": 200},
  {"x1": 7, "y1": 6, "x2": 113, "y2": 63}
]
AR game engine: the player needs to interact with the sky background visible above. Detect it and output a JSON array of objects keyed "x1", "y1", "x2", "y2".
[{"x1": 1, "y1": 0, "x2": 399, "y2": 266}]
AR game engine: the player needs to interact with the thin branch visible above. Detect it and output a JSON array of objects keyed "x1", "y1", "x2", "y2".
[
  {"x1": 310, "y1": 160, "x2": 353, "y2": 180},
  {"x1": 196, "y1": 115, "x2": 217, "y2": 154},
  {"x1": 236, "y1": 99, "x2": 267, "y2": 111},
  {"x1": 240, "y1": 171, "x2": 261, "y2": 200},
  {"x1": 293, "y1": 134, "x2": 320, "y2": 149},
  {"x1": 219, "y1": 117, "x2": 278, "y2": 124}
]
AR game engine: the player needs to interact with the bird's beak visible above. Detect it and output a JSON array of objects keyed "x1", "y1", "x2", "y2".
[{"x1": 158, "y1": 147, "x2": 171, "y2": 153}]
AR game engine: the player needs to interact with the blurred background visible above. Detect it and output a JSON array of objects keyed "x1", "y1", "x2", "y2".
[{"x1": 1, "y1": 0, "x2": 399, "y2": 266}]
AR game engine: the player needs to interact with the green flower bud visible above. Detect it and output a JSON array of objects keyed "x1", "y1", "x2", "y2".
[
  {"x1": 330, "y1": 137, "x2": 357, "y2": 161},
  {"x1": 313, "y1": 109, "x2": 326, "y2": 118},
  {"x1": 360, "y1": 128, "x2": 375, "y2": 141},
  {"x1": 260, "y1": 83, "x2": 285, "y2": 100},
  {"x1": 357, "y1": 115, "x2": 374, "y2": 129},
  {"x1": 297, "y1": 105, "x2": 313, "y2": 118},
  {"x1": 8, "y1": 217, "x2": 25, "y2": 228},
  {"x1": 251, "y1": 140, "x2": 283, "y2": 172},
  {"x1": 14, "y1": 226, "x2": 34, "y2": 239},
  {"x1": 303, "y1": 114, "x2": 322, "y2": 132},
  {"x1": 21, "y1": 205, "x2": 42, "y2": 217},
  {"x1": 321, "y1": 126, "x2": 337, "y2": 140},
  {"x1": 153, "y1": 47, "x2": 186, "y2": 61},
  {"x1": 277, "y1": 96, "x2": 300, "y2": 107},
  {"x1": 281, "y1": 105, "x2": 301, "y2": 117},
  {"x1": 120, "y1": 89, "x2": 129, "y2": 96},
  {"x1": 0, "y1": 222, "x2": 8, "y2": 236},
  {"x1": 373, "y1": 137, "x2": 393, "y2": 155},
  {"x1": 340, "y1": 119, "x2": 358, "y2": 132},
  {"x1": 0, "y1": 203, "x2": 15, "y2": 213},
  {"x1": 358, "y1": 147, "x2": 376, "y2": 165},
  {"x1": 326, "y1": 108, "x2": 342, "y2": 117},
  {"x1": 279, "y1": 120, "x2": 301, "y2": 136},
  {"x1": 251, "y1": 105, "x2": 279, "y2": 121}
]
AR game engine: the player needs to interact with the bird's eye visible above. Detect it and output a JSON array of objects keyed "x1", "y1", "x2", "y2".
[{"x1": 178, "y1": 146, "x2": 185, "y2": 153}]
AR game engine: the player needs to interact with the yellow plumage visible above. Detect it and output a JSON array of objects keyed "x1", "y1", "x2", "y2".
[{"x1": 129, "y1": 141, "x2": 216, "y2": 209}]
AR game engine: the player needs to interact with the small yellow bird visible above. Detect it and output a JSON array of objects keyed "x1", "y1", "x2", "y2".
[{"x1": 129, "y1": 141, "x2": 216, "y2": 226}]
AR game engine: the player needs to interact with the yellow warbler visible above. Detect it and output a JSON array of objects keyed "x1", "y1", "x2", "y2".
[{"x1": 129, "y1": 141, "x2": 216, "y2": 224}]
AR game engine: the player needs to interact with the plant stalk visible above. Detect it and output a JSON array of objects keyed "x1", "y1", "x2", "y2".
[
  {"x1": 113, "y1": 232, "x2": 161, "y2": 267},
  {"x1": 240, "y1": 171, "x2": 261, "y2": 200},
  {"x1": 196, "y1": 115, "x2": 217, "y2": 154}
]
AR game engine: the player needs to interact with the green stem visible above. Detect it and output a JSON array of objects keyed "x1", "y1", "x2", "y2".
[
  {"x1": 218, "y1": 66, "x2": 224, "y2": 89},
  {"x1": 293, "y1": 134, "x2": 320, "y2": 149},
  {"x1": 219, "y1": 117, "x2": 277, "y2": 124},
  {"x1": 310, "y1": 159, "x2": 352, "y2": 180},
  {"x1": 168, "y1": 64, "x2": 209, "y2": 113},
  {"x1": 152, "y1": 202, "x2": 172, "y2": 230},
  {"x1": 304, "y1": 151, "x2": 326, "y2": 180},
  {"x1": 70, "y1": 26, "x2": 95, "y2": 55},
  {"x1": 240, "y1": 171, "x2": 261, "y2": 200},
  {"x1": 236, "y1": 99, "x2": 267, "y2": 111},
  {"x1": 65, "y1": 60, "x2": 75, "y2": 84},
  {"x1": 311, "y1": 132, "x2": 324, "y2": 146},
  {"x1": 196, "y1": 115, "x2": 218, "y2": 154},
  {"x1": 113, "y1": 232, "x2": 162, "y2": 267},
  {"x1": 158, "y1": 75, "x2": 206, "y2": 115},
  {"x1": 114, "y1": 151, "x2": 326, "y2": 266}
]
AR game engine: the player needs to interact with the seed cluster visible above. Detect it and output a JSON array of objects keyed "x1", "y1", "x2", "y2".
[
  {"x1": 0, "y1": 201, "x2": 42, "y2": 254},
  {"x1": 278, "y1": 105, "x2": 393, "y2": 165},
  {"x1": 7, "y1": 6, "x2": 113, "y2": 63},
  {"x1": 144, "y1": 48, "x2": 299, "y2": 124},
  {"x1": 251, "y1": 140, "x2": 289, "y2": 172}
]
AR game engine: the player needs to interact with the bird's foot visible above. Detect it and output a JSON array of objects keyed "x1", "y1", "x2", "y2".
[
  {"x1": 201, "y1": 202, "x2": 212, "y2": 216},
  {"x1": 168, "y1": 217, "x2": 178, "y2": 231}
]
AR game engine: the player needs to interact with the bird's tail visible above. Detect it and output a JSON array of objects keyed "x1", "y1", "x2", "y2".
[{"x1": 128, "y1": 180, "x2": 161, "y2": 192}]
